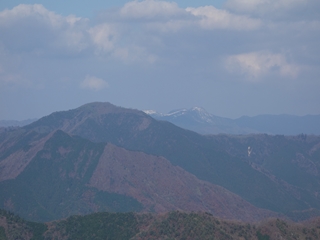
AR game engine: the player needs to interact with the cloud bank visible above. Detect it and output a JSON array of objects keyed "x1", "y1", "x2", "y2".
[
  {"x1": 0, "y1": 0, "x2": 319, "y2": 119},
  {"x1": 225, "y1": 51, "x2": 300, "y2": 80}
]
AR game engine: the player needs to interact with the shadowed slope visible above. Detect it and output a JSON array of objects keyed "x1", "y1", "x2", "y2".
[{"x1": 18, "y1": 102, "x2": 320, "y2": 220}]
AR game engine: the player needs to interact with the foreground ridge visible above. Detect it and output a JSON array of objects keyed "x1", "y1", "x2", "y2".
[{"x1": 1, "y1": 210, "x2": 320, "y2": 240}]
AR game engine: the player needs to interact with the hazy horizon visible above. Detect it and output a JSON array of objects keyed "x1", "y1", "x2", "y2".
[{"x1": 1, "y1": 101, "x2": 320, "y2": 122}]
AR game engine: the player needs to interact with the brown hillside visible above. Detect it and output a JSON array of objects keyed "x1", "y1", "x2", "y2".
[{"x1": 89, "y1": 143, "x2": 280, "y2": 222}]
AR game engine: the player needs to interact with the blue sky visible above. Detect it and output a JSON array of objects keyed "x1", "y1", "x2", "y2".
[
  {"x1": 0, "y1": 0, "x2": 320, "y2": 120},
  {"x1": 0, "y1": 0, "x2": 226, "y2": 17}
]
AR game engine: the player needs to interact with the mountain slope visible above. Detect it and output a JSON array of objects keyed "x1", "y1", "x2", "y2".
[
  {"x1": 89, "y1": 143, "x2": 278, "y2": 221},
  {"x1": 0, "y1": 128, "x2": 280, "y2": 222},
  {"x1": 18, "y1": 102, "x2": 320, "y2": 220},
  {"x1": 1, "y1": 210, "x2": 320, "y2": 240},
  {"x1": 0, "y1": 130, "x2": 143, "y2": 221},
  {"x1": 24, "y1": 102, "x2": 151, "y2": 140}
]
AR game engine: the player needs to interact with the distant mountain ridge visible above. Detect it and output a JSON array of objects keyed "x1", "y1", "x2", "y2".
[
  {"x1": 145, "y1": 107, "x2": 320, "y2": 135},
  {"x1": 2, "y1": 107, "x2": 319, "y2": 135},
  {"x1": 1, "y1": 102, "x2": 320, "y2": 222},
  {"x1": 0, "y1": 103, "x2": 280, "y2": 222},
  {"x1": 0, "y1": 119, "x2": 37, "y2": 127}
]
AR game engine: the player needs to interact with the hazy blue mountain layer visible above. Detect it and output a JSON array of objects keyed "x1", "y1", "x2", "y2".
[
  {"x1": 0, "y1": 102, "x2": 320, "y2": 222},
  {"x1": 146, "y1": 107, "x2": 320, "y2": 135}
]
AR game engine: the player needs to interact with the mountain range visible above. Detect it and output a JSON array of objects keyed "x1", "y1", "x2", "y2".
[
  {"x1": 0, "y1": 102, "x2": 320, "y2": 223},
  {"x1": 2, "y1": 107, "x2": 319, "y2": 135},
  {"x1": 145, "y1": 107, "x2": 320, "y2": 135},
  {"x1": 0, "y1": 119, "x2": 37, "y2": 128}
]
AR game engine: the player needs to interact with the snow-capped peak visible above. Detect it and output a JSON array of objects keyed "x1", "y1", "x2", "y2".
[
  {"x1": 165, "y1": 109, "x2": 188, "y2": 117},
  {"x1": 143, "y1": 110, "x2": 158, "y2": 115},
  {"x1": 189, "y1": 107, "x2": 213, "y2": 123},
  {"x1": 191, "y1": 107, "x2": 205, "y2": 112},
  {"x1": 144, "y1": 107, "x2": 215, "y2": 124}
]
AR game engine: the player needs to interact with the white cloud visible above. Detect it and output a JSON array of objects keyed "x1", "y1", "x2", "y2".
[
  {"x1": 0, "y1": 4, "x2": 89, "y2": 54},
  {"x1": 225, "y1": 51, "x2": 300, "y2": 80},
  {"x1": 225, "y1": 0, "x2": 318, "y2": 20},
  {"x1": 121, "y1": 2, "x2": 262, "y2": 32},
  {"x1": 0, "y1": 4, "x2": 62, "y2": 27},
  {"x1": 186, "y1": 6, "x2": 261, "y2": 30},
  {"x1": 145, "y1": 19, "x2": 192, "y2": 32},
  {"x1": 88, "y1": 23, "x2": 157, "y2": 63},
  {"x1": 80, "y1": 75, "x2": 108, "y2": 91},
  {"x1": 226, "y1": 0, "x2": 307, "y2": 12},
  {"x1": 89, "y1": 23, "x2": 119, "y2": 53},
  {"x1": 0, "y1": 4, "x2": 87, "y2": 31},
  {"x1": 0, "y1": 2, "x2": 317, "y2": 87},
  {"x1": 120, "y1": 0, "x2": 183, "y2": 19},
  {"x1": 0, "y1": 2, "x2": 319, "y2": 119}
]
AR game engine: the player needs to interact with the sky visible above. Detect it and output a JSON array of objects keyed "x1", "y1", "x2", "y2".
[{"x1": 0, "y1": 0, "x2": 319, "y2": 120}]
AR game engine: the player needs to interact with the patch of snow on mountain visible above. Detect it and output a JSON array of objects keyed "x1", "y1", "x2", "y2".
[
  {"x1": 190, "y1": 107, "x2": 214, "y2": 123},
  {"x1": 144, "y1": 107, "x2": 216, "y2": 123},
  {"x1": 165, "y1": 109, "x2": 188, "y2": 117},
  {"x1": 143, "y1": 110, "x2": 158, "y2": 115}
]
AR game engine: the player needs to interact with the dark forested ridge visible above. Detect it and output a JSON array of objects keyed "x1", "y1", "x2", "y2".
[
  {"x1": 1, "y1": 210, "x2": 320, "y2": 240},
  {"x1": 0, "y1": 102, "x2": 320, "y2": 223}
]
